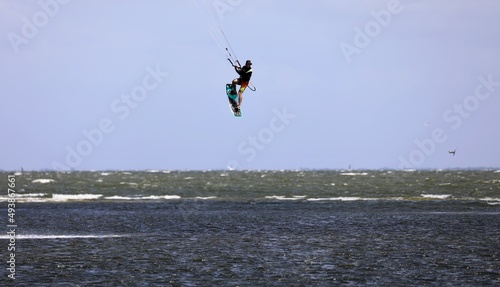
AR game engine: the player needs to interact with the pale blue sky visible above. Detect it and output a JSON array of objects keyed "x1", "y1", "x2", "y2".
[{"x1": 1, "y1": 0, "x2": 500, "y2": 171}]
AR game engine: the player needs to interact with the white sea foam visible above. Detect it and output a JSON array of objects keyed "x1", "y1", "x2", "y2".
[
  {"x1": 265, "y1": 195, "x2": 307, "y2": 201},
  {"x1": 195, "y1": 196, "x2": 217, "y2": 200},
  {"x1": 480, "y1": 197, "x2": 500, "y2": 202},
  {"x1": 19, "y1": 198, "x2": 51, "y2": 202},
  {"x1": 0, "y1": 234, "x2": 128, "y2": 240},
  {"x1": 6, "y1": 193, "x2": 46, "y2": 202},
  {"x1": 141, "y1": 195, "x2": 181, "y2": 200},
  {"x1": 420, "y1": 194, "x2": 452, "y2": 199},
  {"x1": 105, "y1": 195, "x2": 181, "y2": 200},
  {"x1": 307, "y1": 197, "x2": 377, "y2": 201},
  {"x1": 15, "y1": 193, "x2": 46, "y2": 197},
  {"x1": 32, "y1": 179, "x2": 55, "y2": 184},
  {"x1": 340, "y1": 172, "x2": 368, "y2": 176},
  {"x1": 104, "y1": 196, "x2": 135, "y2": 200},
  {"x1": 0, "y1": 194, "x2": 103, "y2": 202},
  {"x1": 52, "y1": 194, "x2": 103, "y2": 201}
]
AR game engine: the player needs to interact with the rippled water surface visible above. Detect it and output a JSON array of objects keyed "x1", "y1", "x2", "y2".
[{"x1": 1, "y1": 170, "x2": 499, "y2": 286}]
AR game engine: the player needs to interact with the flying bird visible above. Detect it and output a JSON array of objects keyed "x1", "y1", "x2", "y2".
[{"x1": 448, "y1": 148, "x2": 457, "y2": 156}]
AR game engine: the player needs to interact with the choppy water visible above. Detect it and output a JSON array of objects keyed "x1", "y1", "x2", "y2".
[{"x1": 1, "y1": 170, "x2": 499, "y2": 286}]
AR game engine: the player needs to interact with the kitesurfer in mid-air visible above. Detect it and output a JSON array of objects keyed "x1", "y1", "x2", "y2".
[{"x1": 230, "y1": 60, "x2": 252, "y2": 111}]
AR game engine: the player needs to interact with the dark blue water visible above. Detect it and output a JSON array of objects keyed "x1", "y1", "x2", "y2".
[{"x1": 1, "y1": 171, "x2": 499, "y2": 286}]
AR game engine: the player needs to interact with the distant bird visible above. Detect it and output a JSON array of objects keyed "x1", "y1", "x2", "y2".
[
  {"x1": 423, "y1": 122, "x2": 431, "y2": 127},
  {"x1": 448, "y1": 148, "x2": 457, "y2": 156}
]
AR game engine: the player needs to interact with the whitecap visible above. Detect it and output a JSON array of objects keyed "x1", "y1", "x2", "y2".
[
  {"x1": 8, "y1": 194, "x2": 103, "y2": 203},
  {"x1": 104, "y1": 196, "x2": 135, "y2": 200},
  {"x1": 16, "y1": 193, "x2": 46, "y2": 197},
  {"x1": 307, "y1": 197, "x2": 376, "y2": 201},
  {"x1": 420, "y1": 194, "x2": 452, "y2": 199},
  {"x1": 480, "y1": 197, "x2": 500, "y2": 202},
  {"x1": 52, "y1": 194, "x2": 103, "y2": 201},
  {"x1": 265, "y1": 195, "x2": 306, "y2": 201},
  {"x1": 195, "y1": 196, "x2": 217, "y2": 200},
  {"x1": 32, "y1": 179, "x2": 55, "y2": 184},
  {"x1": 340, "y1": 172, "x2": 368, "y2": 176},
  {"x1": 141, "y1": 195, "x2": 181, "y2": 200},
  {"x1": 0, "y1": 234, "x2": 128, "y2": 240},
  {"x1": 105, "y1": 195, "x2": 181, "y2": 200}
]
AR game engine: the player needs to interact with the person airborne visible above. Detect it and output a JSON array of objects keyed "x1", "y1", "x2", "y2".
[{"x1": 229, "y1": 60, "x2": 252, "y2": 112}]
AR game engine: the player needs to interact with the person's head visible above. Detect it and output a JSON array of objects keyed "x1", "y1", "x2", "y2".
[{"x1": 245, "y1": 60, "x2": 252, "y2": 67}]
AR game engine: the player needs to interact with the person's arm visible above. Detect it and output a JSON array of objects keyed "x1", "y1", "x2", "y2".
[{"x1": 234, "y1": 65, "x2": 242, "y2": 75}]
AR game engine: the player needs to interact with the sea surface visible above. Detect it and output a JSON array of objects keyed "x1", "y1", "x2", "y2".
[{"x1": 1, "y1": 170, "x2": 499, "y2": 286}]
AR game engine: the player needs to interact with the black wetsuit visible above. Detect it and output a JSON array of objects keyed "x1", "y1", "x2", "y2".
[{"x1": 236, "y1": 65, "x2": 252, "y2": 82}]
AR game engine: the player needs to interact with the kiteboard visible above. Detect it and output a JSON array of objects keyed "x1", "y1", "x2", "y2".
[{"x1": 226, "y1": 84, "x2": 241, "y2": 117}]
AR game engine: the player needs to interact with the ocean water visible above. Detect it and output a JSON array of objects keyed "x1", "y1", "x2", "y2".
[{"x1": 1, "y1": 170, "x2": 499, "y2": 286}]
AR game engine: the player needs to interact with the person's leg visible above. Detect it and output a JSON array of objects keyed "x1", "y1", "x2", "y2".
[
  {"x1": 238, "y1": 91, "x2": 243, "y2": 108},
  {"x1": 237, "y1": 81, "x2": 248, "y2": 109},
  {"x1": 231, "y1": 79, "x2": 240, "y2": 94}
]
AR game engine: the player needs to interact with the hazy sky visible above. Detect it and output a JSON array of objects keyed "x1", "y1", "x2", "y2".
[{"x1": 2, "y1": 0, "x2": 500, "y2": 171}]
